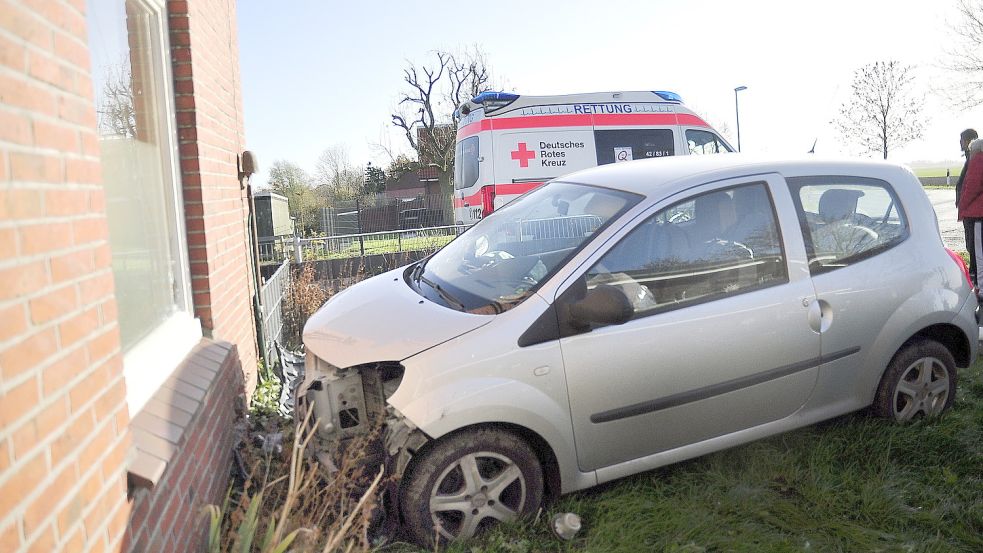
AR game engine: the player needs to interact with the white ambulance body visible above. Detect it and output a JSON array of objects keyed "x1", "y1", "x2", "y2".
[{"x1": 453, "y1": 90, "x2": 734, "y2": 225}]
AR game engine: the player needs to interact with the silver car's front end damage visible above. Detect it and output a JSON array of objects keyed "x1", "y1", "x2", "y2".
[
  {"x1": 295, "y1": 352, "x2": 434, "y2": 540},
  {"x1": 295, "y1": 351, "x2": 431, "y2": 485}
]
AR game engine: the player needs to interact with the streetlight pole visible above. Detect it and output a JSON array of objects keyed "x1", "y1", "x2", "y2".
[{"x1": 734, "y1": 85, "x2": 747, "y2": 152}]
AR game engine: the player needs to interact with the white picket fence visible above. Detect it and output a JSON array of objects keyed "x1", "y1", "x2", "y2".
[{"x1": 258, "y1": 259, "x2": 290, "y2": 368}]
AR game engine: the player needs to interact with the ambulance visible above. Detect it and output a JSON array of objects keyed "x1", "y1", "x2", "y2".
[{"x1": 453, "y1": 90, "x2": 734, "y2": 225}]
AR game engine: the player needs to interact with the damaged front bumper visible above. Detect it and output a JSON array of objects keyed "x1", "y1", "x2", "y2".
[{"x1": 294, "y1": 352, "x2": 430, "y2": 480}]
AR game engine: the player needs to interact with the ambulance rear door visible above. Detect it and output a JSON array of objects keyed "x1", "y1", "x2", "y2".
[
  {"x1": 493, "y1": 128, "x2": 597, "y2": 210},
  {"x1": 453, "y1": 132, "x2": 490, "y2": 225}
]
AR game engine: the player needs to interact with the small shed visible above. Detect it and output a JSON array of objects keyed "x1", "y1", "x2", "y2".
[{"x1": 254, "y1": 191, "x2": 293, "y2": 239}]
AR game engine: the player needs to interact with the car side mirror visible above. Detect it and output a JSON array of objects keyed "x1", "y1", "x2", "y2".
[{"x1": 568, "y1": 284, "x2": 633, "y2": 327}]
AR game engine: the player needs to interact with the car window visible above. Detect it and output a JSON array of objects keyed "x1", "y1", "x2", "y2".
[
  {"x1": 787, "y1": 176, "x2": 909, "y2": 274},
  {"x1": 686, "y1": 129, "x2": 733, "y2": 154},
  {"x1": 594, "y1": 129, "x2": 674, "y2": 165},
  {"x1": 584, "y1": 182, "x2": 788, "y2": 318},
  {"x1": 454, "y1": 136, "x2": 479, "y2": 190}
]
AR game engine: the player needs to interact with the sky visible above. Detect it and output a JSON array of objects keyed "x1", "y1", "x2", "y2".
[{"x1": 238, "y1": 0, "x2": 983, "y2": 187}]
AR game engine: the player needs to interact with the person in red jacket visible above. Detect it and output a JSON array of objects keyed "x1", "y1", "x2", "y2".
[{"x1": 957, "y1": 138, "x2": 983, "y2": 288}]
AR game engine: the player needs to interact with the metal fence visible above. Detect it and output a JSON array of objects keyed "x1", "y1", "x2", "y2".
[
  {"x1": 298, "y1": 225, "x2": 465, "y2": 259},
  {"x1": 258, "y1": 259, "x2": 290, "y2": 368},
  {"x1": 258, "y1": 236, "x2": 294, "y2": 264},
  {"x1": 314, "y1": 192, "x2": 453, "y2": 237},
  {"x1": 519, "y1": 214, "x2": 602, "y2": 240}
]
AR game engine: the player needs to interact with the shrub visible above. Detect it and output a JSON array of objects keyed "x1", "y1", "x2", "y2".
[{"x1": 281, "y1": 263, "x2": 329, "y2": 350}]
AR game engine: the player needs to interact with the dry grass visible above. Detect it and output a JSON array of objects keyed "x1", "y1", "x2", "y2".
[
  {"x1": 205, "y1": 409, "x2": 387, "y2": 553},
  {"x1": 282, "y1": 263, "x2": 330, "y2": 350},
  {"x1": 211, "y1": 259, "x2": 389, "y2": 552}
]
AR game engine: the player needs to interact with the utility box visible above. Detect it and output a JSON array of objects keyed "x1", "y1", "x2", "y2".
[{"x1": 254, "y1": 191, "x2": 293, "y2": 238}]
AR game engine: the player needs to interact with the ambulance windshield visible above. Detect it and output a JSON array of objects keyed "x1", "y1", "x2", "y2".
[{"x1": 411, "y1": 182, "x2": 641, "y2": 313}]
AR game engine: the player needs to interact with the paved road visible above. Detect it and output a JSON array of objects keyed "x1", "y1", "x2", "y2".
[{"x1": 925, "y1": 188, "x2": 964, "y2": 252}]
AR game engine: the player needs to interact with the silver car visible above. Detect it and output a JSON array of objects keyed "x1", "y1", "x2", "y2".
[{"x1": 300, "y1": 156, "x2": 978, "y2": 545}]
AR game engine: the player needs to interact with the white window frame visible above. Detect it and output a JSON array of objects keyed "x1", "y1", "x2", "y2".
[{"x1": 90, "y1": 0, "x2": 201, "y2": 414}]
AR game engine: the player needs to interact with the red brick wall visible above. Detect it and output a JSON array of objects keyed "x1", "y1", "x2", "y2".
[
  {"x1": 2, "y1": 0, "x2": 257, "y2": 551},
  {"x1": 0, "y1": 1, "x2": 132, "y2": 551},
  {"x1": 168, "y1": 0, "x2": 258, "y2": 393},
  {"x1": 122, "y1": 347, "x2": 242, "y2": 553}
]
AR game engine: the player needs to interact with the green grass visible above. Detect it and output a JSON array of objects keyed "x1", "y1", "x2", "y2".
[
  {"x1": 913, "y1": 166, "x2": 962, "y2": 178},
  {"x1": 307, "y1": 234, "x2": 456, "y2": 261},
  {"x1": 389, "y1": 358, "x2": 983, "y2": 552}
]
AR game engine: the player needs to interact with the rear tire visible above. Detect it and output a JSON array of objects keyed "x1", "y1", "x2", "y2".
[
  {"x1": 399, "y1": 428, "x2": 543, "y2": 547},
  {"x1": 872, "y1": 339, "x2": 957, "y2": 421}
]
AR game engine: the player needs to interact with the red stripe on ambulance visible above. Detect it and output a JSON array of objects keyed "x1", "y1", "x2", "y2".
[{"x1": 453, "y1": 182, "x2": 544, "y2": 208}]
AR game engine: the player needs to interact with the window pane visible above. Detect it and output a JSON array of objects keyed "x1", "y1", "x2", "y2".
[
  {"x1": 594, "y1": 129, "x2": 674, "y2": 165},
  {"x1": 788, "y1": 177, "x2": 909, "y2": 274},
  {"x1": 586, "y1": 182, "x2": 787, "y2": 316},
  {"x1": 686, "y1": 129, "x2": 732, "y2": 154},
  {"x1": 88, "y1": 0, "x2": 184, "y2": 350},
  {"x1": 453, "y1": 141, "x2": 463, "y2": 188},
  {"x1": 454, "y1": 136, "x2": 479, "y2": 190}
]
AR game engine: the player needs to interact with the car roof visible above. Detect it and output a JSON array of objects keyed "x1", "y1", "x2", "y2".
[{"x1": 556, "y1": 154, "x2": 916, "y2": 198}]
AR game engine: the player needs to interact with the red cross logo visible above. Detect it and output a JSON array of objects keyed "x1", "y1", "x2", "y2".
[{"x1": 511, "y1": 142, "x2": 536, "y2": 168}]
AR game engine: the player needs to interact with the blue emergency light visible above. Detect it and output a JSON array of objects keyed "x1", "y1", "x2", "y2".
[
  {"x1": 471, "y1": 92, "x2": 520, "y2": 104},
  {"x1": 652, "y1": 90, "x2": 683, "y2": 103}
]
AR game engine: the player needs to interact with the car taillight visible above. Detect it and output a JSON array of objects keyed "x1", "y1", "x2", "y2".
[
  {"x1": 945, "y1": 247, "x2": 974, "y2": 290},
  {"x1": 480, "y1": 185, "x2": 496, "y2": 217}
]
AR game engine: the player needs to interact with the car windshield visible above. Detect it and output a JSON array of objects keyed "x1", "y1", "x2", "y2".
[{"x1": 411, "y1": 182, "x2": 641, "y2": 313}]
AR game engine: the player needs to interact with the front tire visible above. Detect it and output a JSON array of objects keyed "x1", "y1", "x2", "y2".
[
  {"x1": 399, "y1": 428, "x2": 544, "y2": 546},
  {"x1": 872, "y1": 339, "x2": 957, "y2": 421}
]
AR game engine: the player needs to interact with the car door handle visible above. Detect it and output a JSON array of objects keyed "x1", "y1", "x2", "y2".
[{"x1": 807, "y1": 299, "x2": 833, "y2": 333}]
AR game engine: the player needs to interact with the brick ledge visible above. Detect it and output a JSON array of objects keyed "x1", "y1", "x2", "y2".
[{"x1": 127, "y1": 339, "x2": 237, "y2": 489}]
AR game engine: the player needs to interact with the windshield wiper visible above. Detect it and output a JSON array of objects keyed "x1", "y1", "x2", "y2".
[
  {"x1": 418, "y1": 275, "x2": 466, "y2": 310},
  {"x1": 411, "y1": 260, "x2": 426, "y2": 283}
]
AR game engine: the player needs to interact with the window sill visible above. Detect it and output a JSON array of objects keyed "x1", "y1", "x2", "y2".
[
  {"x1": 124, "y1": 311, "x2": 203, "y2": 415},
  {"x1": 127, "y1": 339, "x2": 236, "y2": 490}
]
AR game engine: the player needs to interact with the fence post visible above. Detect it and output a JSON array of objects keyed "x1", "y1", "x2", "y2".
[
  {"x1": 356, "y1": 197, "x2": 365, "y2": 257},
  {"x1": 293, "y1": 233, "x2": 302, "y2": 263}
]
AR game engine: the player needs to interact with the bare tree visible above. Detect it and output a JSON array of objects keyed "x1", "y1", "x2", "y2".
[
  {"x1": 833, "y1": 61, "x2": 924, "y2": 159},
  {"x1": 97, "y1": 60, "x2": 137, "y2": 138},
  {"x1": 944, "y1": 0, "x2": 983, "y2": 109},
  {"x1": 391, "y1": 46, "x2": 497, "y2": 189},
  {"x1": 314, "y1": 146, "x2": 365, "y2": 202}
]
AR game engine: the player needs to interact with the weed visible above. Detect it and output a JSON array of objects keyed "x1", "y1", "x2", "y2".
[
  {"x1": 205, "y1": 408, "x2": 386, "y2": 552},
  {"x1": 251, "y1": 359, "x2": 282, "y2": 419}
]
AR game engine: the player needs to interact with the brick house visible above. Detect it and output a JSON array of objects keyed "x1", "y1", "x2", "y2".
[
  {"x1": 1, "y1": 0, "x2": 257, "y2": 551},
  {"x1": 384, "y1": 164, "x2": 441, "y2": 199}
]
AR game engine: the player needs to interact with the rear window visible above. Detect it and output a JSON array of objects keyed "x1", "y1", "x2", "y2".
[
  {"x1": 594, "y1": 129, "x2": 674, "y2": 165},
  {"x1": 454, "y1": 136, "x2": 479, "y2": 190},
  {"x1": 787, "y1": 176, "x2": 909, "y2": 274}
]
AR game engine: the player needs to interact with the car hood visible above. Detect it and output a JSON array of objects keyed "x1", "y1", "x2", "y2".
[{"x1": 303, "y1": 267, "x2": 494, "y2": 369}]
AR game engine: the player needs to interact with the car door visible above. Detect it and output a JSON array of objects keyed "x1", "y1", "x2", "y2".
[
  {"x1": 785, "y1": 176, "x2": 914, "y2": 405},
  {"x1": 557, "y1": 175, "x2": 821, "y2": 472}
]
